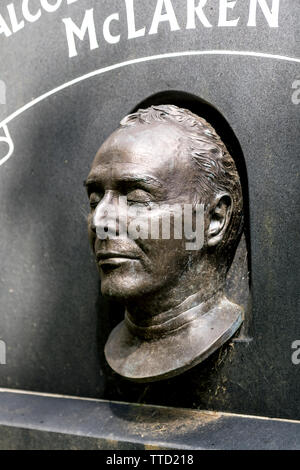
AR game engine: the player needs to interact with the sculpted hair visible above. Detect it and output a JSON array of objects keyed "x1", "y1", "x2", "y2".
[{"x1": 120, "y1": 104, "x2": 243, "y2": 259}]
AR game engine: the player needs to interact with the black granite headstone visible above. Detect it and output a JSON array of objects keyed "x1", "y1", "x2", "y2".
[{"x1": 0, "y1": 0, "x2": 299, "y2": 420}]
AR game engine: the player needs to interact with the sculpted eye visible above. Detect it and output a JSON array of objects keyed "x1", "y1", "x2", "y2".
[
  {"x1": 89, "y1": 192, "x2": 102, "y2": 210},
  {"x1": 126, "y1": 189, "x2": 152, "y2": 204}
]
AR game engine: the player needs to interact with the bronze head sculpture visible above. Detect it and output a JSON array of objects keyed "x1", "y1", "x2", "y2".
[{"x1": 86, "y1": 104, "x2": 244, "y2": 382}]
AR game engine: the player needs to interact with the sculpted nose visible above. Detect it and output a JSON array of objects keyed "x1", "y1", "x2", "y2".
[
  {"x1": 92, "y1": 191, "x2": 122, "y2": 238},
  {"x1": 92, "y1": 191, "x2": 113, "y2": 227}
]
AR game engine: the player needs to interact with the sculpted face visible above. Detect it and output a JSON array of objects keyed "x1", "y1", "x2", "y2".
[
  {"x1": 86, "y1": 122, "x2": 201, "y2": 303},
  {"x1": 85, "y1": 105, "x2": 244, "y2": 382}
]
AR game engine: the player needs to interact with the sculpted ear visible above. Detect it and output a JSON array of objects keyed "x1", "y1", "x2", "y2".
[{"x1": 207, "y1": 193, "x2": 232, "y2": 247}]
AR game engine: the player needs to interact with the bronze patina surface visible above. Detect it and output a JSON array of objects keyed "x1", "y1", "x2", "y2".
[{"x1": 86, "y1": 105, "x2": 244, "y2": 382}]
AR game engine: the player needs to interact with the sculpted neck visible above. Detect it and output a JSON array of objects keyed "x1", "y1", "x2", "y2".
[
  {"x1": 125, "y1": 288, "x2": 224, "y2": 340},
  {"x1": 124, "y1": 256, "x2": 226, "y2": 327}
]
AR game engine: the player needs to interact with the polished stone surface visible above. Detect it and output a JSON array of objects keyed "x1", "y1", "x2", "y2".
[
  {"x1": 0, "y1": 1, "x2": 299, "y2": 419},
  {"x1": 1, "y1": 390, "x2": 300, "y2": 450}
]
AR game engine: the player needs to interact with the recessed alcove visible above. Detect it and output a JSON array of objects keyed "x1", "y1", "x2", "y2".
[{"x1": 130, "y1": 91, "x2": 251, "y2": 336}]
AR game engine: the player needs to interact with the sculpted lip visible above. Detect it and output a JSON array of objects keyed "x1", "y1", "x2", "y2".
[{"x1": 96, "y1": 251, "x2": 139, "y2": 264}]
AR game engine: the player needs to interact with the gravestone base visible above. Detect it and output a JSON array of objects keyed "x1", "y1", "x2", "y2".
[{"x1": 0, "y1": 389, "x2": 299, "y2": 450}]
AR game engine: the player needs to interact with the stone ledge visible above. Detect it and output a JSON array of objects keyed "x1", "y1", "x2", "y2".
[{"x1": 0, "y1": 388, "x2": 299, "y2": 450}]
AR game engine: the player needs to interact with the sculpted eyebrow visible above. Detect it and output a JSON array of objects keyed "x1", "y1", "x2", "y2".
[
  {"x1": 83, "y1": 179, "x2": 99, "y2": 188},
  {"x1": 83, "y1": 175, "x2": 163, "y2": 192},
  {"x1": 118, "y1": 175, "x2": 162, "y2": 187}
]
